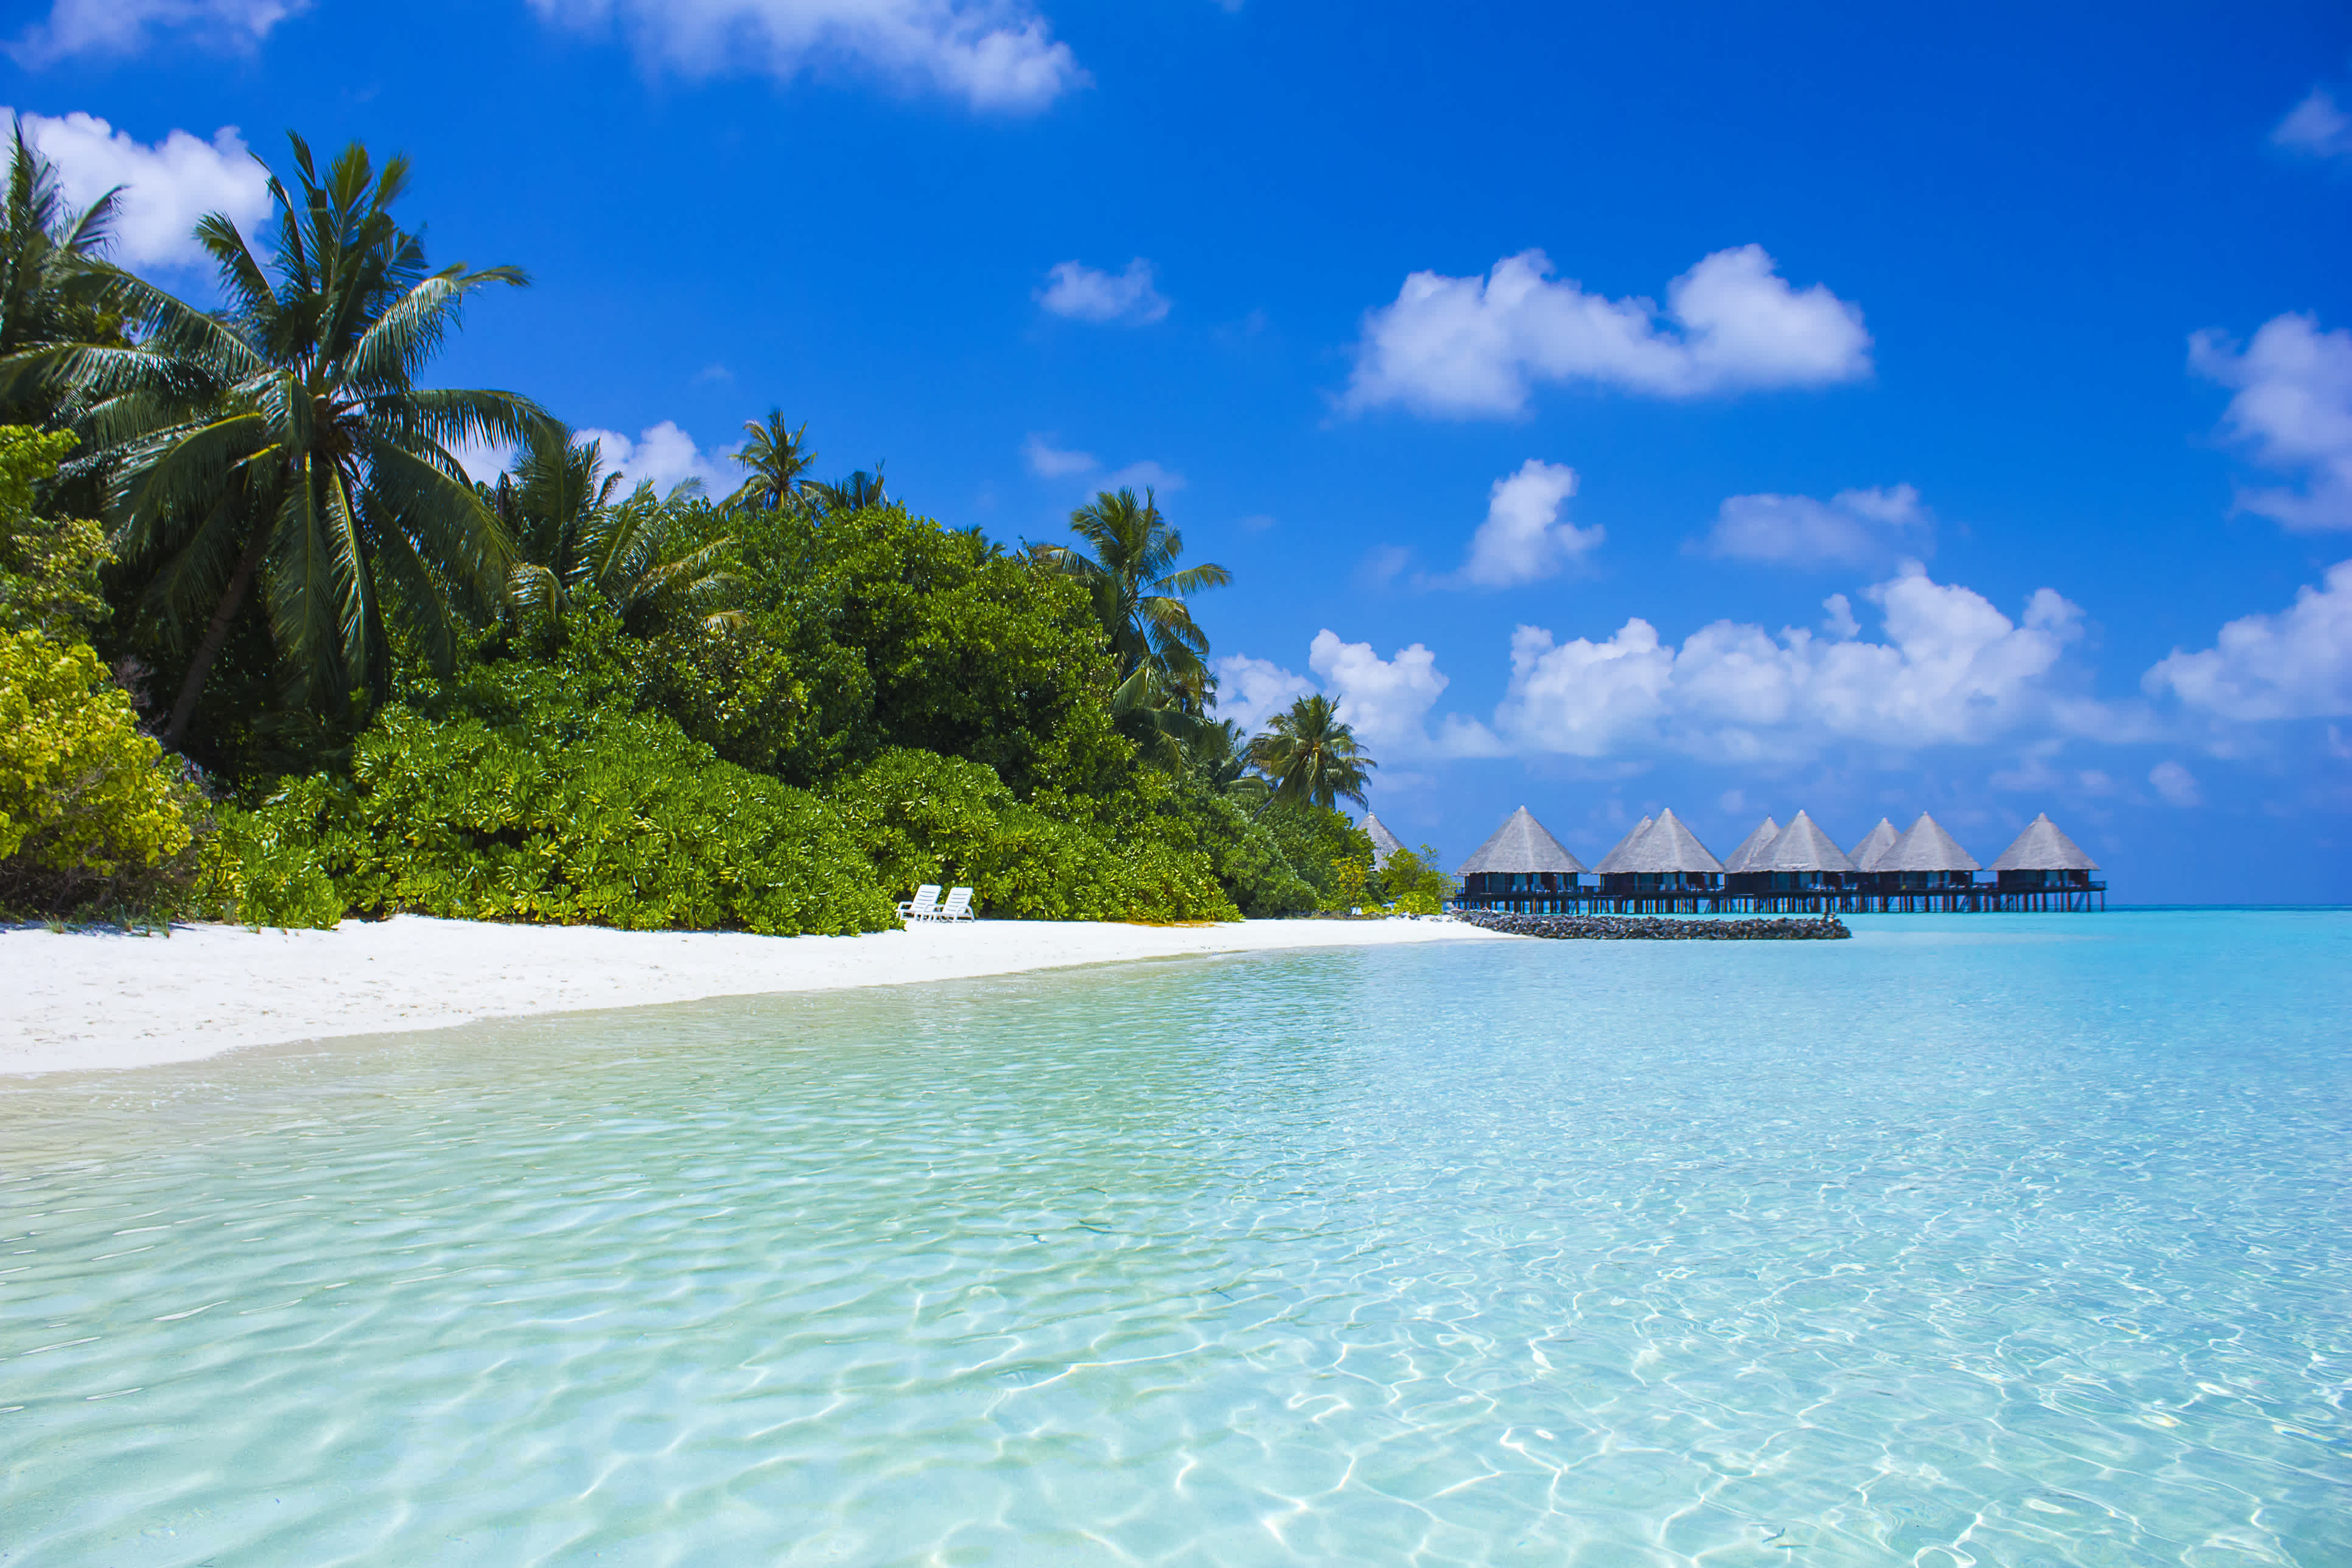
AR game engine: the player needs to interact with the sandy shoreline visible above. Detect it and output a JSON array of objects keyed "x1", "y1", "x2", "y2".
[{"x1": 0, "y1": 914, "x2": 1511, "y2": 1076}]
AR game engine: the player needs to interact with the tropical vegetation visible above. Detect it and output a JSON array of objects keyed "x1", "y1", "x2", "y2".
[{"x1": 0, "y1": 124, "x2": 1437, "y2": 931}]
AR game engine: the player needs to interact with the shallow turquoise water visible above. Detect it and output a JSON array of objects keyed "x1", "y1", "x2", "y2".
[{"x1": 2, "y1": 911, "x2": 2347, "y2": 1566}]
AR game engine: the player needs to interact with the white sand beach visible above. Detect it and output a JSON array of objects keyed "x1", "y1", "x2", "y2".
[{"x1": 0, "y1": 914, "x2": 1512, "y2": 1076}]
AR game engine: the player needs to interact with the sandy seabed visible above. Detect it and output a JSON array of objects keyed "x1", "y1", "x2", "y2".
[{"x1": 0, "y1": 914, "x2": 1511, "y2": 1076}]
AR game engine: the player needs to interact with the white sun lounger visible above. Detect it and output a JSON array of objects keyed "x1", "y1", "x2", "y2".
[
  {"x1": 932, "y1": 886, "x2": 975, "y2": 922},
  {"x1": 897, "y1": 884, "x2": 941, "y2": 920}
]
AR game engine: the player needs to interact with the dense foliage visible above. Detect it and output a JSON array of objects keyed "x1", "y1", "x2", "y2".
[
  {"x1": 0, "y1": 628, "x2": 198, "y2": 915},
  {"x1": 0, "y1": 128, "x2": 1423, "y2": 933}
]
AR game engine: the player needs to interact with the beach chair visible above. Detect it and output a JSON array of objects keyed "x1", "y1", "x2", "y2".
[
  {"x1": 934, "y1": 886, "x2": 976, "y2": 922},
  {"x1": 897, "y1": 884, "x2": 942, "y2": 920}
]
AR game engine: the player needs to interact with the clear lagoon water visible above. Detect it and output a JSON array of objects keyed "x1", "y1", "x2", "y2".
[{"x1": 2, "y1": 911, "x2": 2347, "y2": 1566}]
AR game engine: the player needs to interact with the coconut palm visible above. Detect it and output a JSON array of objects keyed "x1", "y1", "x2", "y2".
[
  {"x1": 1039, "y1": 486, "x2": 1228, "y2": 710},
  {"x1": 1247, "y1": 694, "x2": 1376, "y2": 811},
  {"x1": 808, "y1": 464, "x2": 887, "y2": 516},
  {"x1": 499, "y1": 423, "x2": 737, "y2": 633},
  {"x1": 29, "y1": 133, "x2": 544, "y2": 749},
  {"x1": 0, "y1": 120, "x2": 127, "y2": 418},
  {"x1": 1184, "y1": 716, "x2": 1269, "y2": 807},
  {"x1": 724, "y1": 411, "x2": 816, "y2": 513}
]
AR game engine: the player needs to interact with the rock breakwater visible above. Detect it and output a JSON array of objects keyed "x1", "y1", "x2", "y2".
[{"x1": 1457, "y1": 911, "x2": 1850, "y2": 940}]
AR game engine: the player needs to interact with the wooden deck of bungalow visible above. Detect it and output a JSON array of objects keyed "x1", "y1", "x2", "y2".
[{"x1": 1449, "y1": 884, "x2": 2107, "y2": 915}]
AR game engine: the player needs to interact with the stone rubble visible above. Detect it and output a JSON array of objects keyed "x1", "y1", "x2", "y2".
[{"x1": 1456, "y1": 911, "x2": 1850, "y2": 940}]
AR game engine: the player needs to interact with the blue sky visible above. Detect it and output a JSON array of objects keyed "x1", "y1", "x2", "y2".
[{"x1": 7, "y1": 0, "x2": 2351, "y2": 902}]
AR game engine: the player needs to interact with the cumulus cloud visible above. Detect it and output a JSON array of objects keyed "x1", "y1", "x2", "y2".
[
  {"x1": 1035, "y1": 258, "x2": 1169, "y2": 324},
  {"x1": 7, "y1": 0, "x2": 303, "y2": 64},
  {"x1": 1343, "y1": 243, "x2": 1871, "y2": 419},
  {"x1": 578, "y1": 421, "x2": 736, "y2": 496},
  {"x1": 2143, "y1": 559, "x2": 2352, "y2": 721},
  {"x1": 1457, "y1": 460, "x2": 1602, "y2": 586},
  {"x1": 1491, "y1": 563, "x2": 2103, "y2": 762},
  {"x1": 2273, "y1": 88, "x2": 2352, "y2": 161},
  {"x1": 4, "y1": 110, "x2": 270, "y2": 271},
  {"x1": 1021, "y1": 433, "x2": 1096, "y2": 477},
  {"x1": 449, "y1": 421, "x2": 735, "y2": 493},
  {"x1": 2189, "y1": 312, "x2": 2352, "y2": 530},
  {"x1": 1233, "y1": 564, "x2": 2138, "y2": 770},
  {"x1": 1104, "y1": 459, "x2": 1183, "y2": 493},
  {"x1": 1701, "y1": 483, "x2": 1931, "y2": 567},
  {"x1": 1210, "y1": 654, "x2": 1317, "y2": 733},
  {"x1": 526, "y1": 0, "x2": 1081, "y2": 111},
  {"x1": 2149, "y1": 760, "x2": 2202, "y2": 807}
]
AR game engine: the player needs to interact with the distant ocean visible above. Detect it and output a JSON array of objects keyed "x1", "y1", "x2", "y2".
[{"x1": 4, "y1": 911, "x2": 2345, "y2": 1564}]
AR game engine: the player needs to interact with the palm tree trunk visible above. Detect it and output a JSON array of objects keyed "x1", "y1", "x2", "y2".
[{"x1": 160, "y1": 523, "x2": 268, "y2": 752}]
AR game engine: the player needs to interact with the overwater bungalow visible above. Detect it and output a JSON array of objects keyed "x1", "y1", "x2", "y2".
[
  {"x1": 1361, "y1": 812, "x2": 1407, "y2": 870},
  {"x1": 1989, "y1": 813, "x2": 2105, "y2": 909},
  {"x1": 1592, "y1": 814, "x2": 1653, "y2": 878},
  {"x1": 1598, "y1": 808, "x2": 1723, "y2": 898},
  {"x1": 1728, "y1": 810, "x2": 1853, "y2": 899},
  {"x1": 1721, "y1": 816, "x2": 1781, "y2": 878},
  {"x1": 1848, "y1": 817, "x2": 1899, "y2": 872},
  {"x1": 1454, "y1": 807, "x2": 1587, "y2": 912},
  {"x1": 1865, "y1": 813, "x2": 1980, "y2": 909}
]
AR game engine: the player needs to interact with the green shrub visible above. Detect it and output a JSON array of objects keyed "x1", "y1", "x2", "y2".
[
  {"x1": 230, "y1": 697, "x2": 894, "y2": 935},
  {"x1": 827, "y1": 747, "x2": 1241, "y2": 923},
  {"x1": 0, "y1": 628, "x2": 199, "y2": 916},
  {"x1": 1372, "y1": 845, "x2": 1453, "y2": 915}
]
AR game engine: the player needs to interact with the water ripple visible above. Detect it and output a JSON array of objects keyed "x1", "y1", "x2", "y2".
[{"x1": 2, "y1": 912, "x2": 2348, "y2": 1564}]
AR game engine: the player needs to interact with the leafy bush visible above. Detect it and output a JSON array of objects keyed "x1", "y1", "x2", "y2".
[
  {"x1": 0, "y1": 629, "x2": 198, "y2": 915},
  {"x1": 228, "y1": 682, "x2": 895, "y2": 934},
  {"x1": 0, "y1": 426, "x2": 110, "y2": 638},
  {"x1": 1371, "y1": 846, "x2": 1452, "y2": 915},
  {"x1": 828, "y1": 748, "x2": 1240, "y2": 923}
]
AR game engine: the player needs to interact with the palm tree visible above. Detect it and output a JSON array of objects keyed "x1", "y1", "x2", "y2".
[
  {"x1": 499, "y1": 423, "x2": 737, "y2": 634},
  {"x1": 808, "y1": 464, "x2": 887, "y2": 516},
  {"x1": 1040, "y1": 486, "x2": 1229, "y2": 710},
  {"x1": 724, "y1": 411, "x2": 816, "y2": 513},
  {"x1": 27, "y1": 134, "x2": 544, "y2": 750},
  {"x1": 1247, "y1": 695, "x2": 1376, "y2": 811},
  {"x1": 1184, "y1": 716, "x2": 1269, "y2": 808},
  {"x1": 0, "y1": 119, "x2": 127, "y2": 419}
]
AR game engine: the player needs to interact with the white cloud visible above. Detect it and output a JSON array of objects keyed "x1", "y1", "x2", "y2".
[
  {"x1": 2273, "y1": 88, "x2": 2352, "y2": 161},
  {"x1": 1343, "y1": 243, "x2": 1871, "y2": 419},
  {"x1": 2143, "y1": 559, "x2": 2352, "y2": 721},
  {"x1": 1103, "y1": 459, "x2": 1182, "y2": 493},
  {"x1": 7, "y1": 0, "x2": 303, "y2": 64},
  {"x1": 1309, "y1": 629, "x2": 1498, "y2": 758},
  {"x1": 525, "y1": 0, "x2": 1082, "y2": 112},
  {"x1": 1821, "y1": 592, "x2": 1861, "y2": 640},
  {"x1": 1021, "y1": 433, "x2": 1096, "y2": 477},
  {"x1": 1701, "y1": 483, "x2": 1931, "y2": 567},
  {"x1": 2189, "y1": 312, "x2": 2352, "y2": 531},
  {"x1": 1035, "y1": 258, "x2": 1169, "y2": 324},
  {"x1": 1458, "y1": 460, "x2": 1602, "y2": 586},
  {"x1": 578, "y1": 421, "x2": 735, "y2": 497},
  {"x1": 2149, "y1": 760, "x2": 2202, "y2": 807},
  {"x1": 1210, "y1": 654, "x2": 1316, "y2": 733},
  {"x1": 449, "y1": 432, "x2": 516, "y2": 485},
  {"x1": 4, "y1": 110, "x2": 270, "y2": 271},
  {"x1": 1491, "y1": 563, "x2": 2103, "y2": 761}
]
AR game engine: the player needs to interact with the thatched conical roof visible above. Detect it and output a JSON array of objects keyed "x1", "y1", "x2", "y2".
[
  {"x1": 1877, "y1": 811, "x2": 1979, "y2": 872},
  {"x1": 1614, "y1": 808, "x2": 1723, "y2": 873},
  {"x1": 1455, "y1": 806, "x2": 1587, "y2": 877},
  {"x1": 1592, "y1": 815, "x2": 1653, "y2": 875},
  {"x1": 1723, "y1": 816, "x2": 1782, "y2": 873},
  {"x1": 1989, "y1": 813, "x2": 2099, "y2": 872},
  {"x1": 1361, "y1": 812, "x2": 1407, "y2": 869},
  {"x1": 1761, "y1": 809, "x2": 1854, "y2": 873},
  {"x1": 1848, "y1": 817, "x2": 1900, "y2": 870}
]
